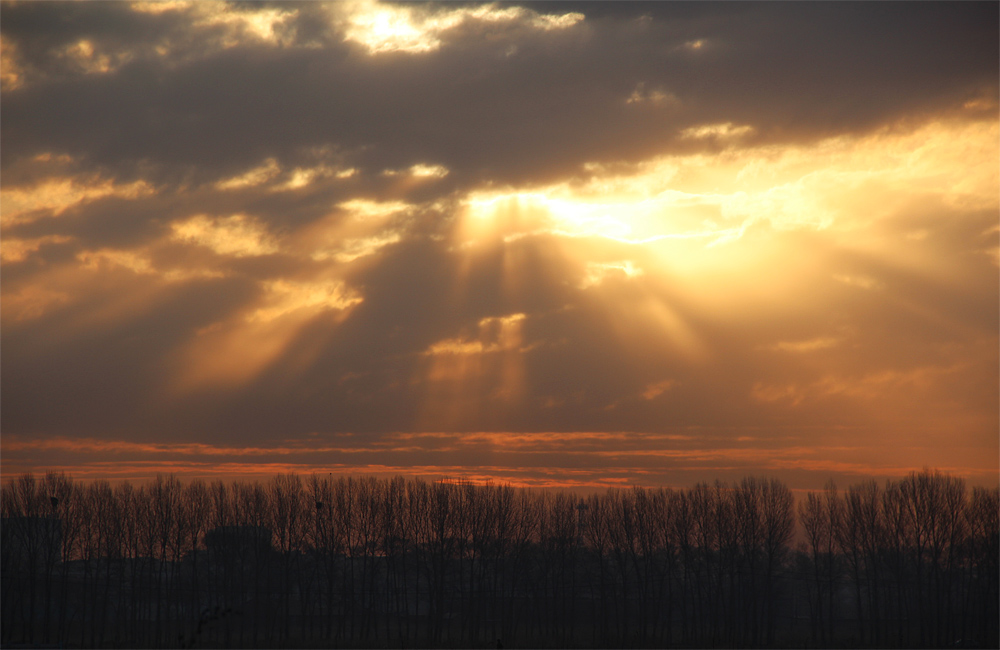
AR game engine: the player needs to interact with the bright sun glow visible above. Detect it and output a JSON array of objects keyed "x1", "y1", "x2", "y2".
[
  {"x1": 442, "y1": 117, "x2": 998, "y2": 384},
  {"x1": 340, "y1": 0, "x2": 583, "y2": 55},
  {"x1": 459, "y1": 118, "x2": 997, "y2": 251}
]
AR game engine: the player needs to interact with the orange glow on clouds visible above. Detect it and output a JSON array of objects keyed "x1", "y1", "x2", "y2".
[
  {"x1": 420, "y1": 313, "x2": 529, "y2": 427},
  {"x1": 457, "y1": 119, "x2": 996, "y2": 252},
  {"x1": 1, "y1": 174, "x2": 154, "y2": 227},
  {"x1": 3, "y1": 432, "x2": 996, "y2": 490},
  {"x1": 169, "y1": 279, "x2": 362, "y2": 390},
  {"x1": 2, "y1": 1, "x2": 996, "y2": 490},
  {"x1": 339, "y1": 1, "x2": 583, "y2": 55}
]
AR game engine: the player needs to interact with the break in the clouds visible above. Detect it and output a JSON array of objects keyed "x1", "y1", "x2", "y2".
[{"x1": 2, "y1": 1, "x2": 997, "y2": 489}]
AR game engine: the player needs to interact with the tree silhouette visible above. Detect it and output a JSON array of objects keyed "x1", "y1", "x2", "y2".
[{"x1": 1, "y1": 469, "x2": 996, "y2": 648}]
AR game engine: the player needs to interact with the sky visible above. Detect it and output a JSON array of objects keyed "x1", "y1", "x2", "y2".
[{"x1": 1, "y1": 0, "x2": 998, "y2": 490}]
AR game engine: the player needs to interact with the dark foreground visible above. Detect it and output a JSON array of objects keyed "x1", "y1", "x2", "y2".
[{"x1": 3, "y1": 470, "x2": 997, "y2": 648}]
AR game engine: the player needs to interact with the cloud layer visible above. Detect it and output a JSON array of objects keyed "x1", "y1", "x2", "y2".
[{"x1": 2, "y1": 1, "x2": 997, "y2": 489}]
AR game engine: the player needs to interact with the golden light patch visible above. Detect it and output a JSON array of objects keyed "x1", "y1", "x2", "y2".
[
  {"x1": 383, "y1": 163, "x2": 450, "y2": 178},
  {"x1": 338, "y1": 198, "x2": 410, "y2": 220},
  {"x1": 327, "y1": 232, "x2": 403, "y2": 263},
  {"x1": 1, "y1": 252, "x2": 183, "y2": 329},
  {"x1": 171, "y1": 214, "x2": 278, "y2": 257},
  {"x1": 77, "y1": 248, "x2": 155, "y2": 274},
  {"x1": 580, "y1": 260, "x2": 644, "y2": 288},
  {"x1": 8, "y1": 3, "x2": 301, "y2": 88},
  {"x1": 1, "y1": 233, "x2": 241, "y2": 331},
  {"x1": 283, "y1": 168, "x2": 318, "y2": 189},
  {"x1": 171, "y1": 279, "x2": 362, "y2": 390},
  {"x1": 217, "y1": 159, "x2": 350, "y2": 192},
  {"x1": 463, "y1": 186, "x2": 734, "y2": 250},
  {"x1": 1, "y1": 176, "x2": 155, "y2": 227},
  {"x1": 215, "y1": 158, "x2": 281, "y2": 190},
  {"x1": 280, "y1": 164, "x2": 345, "y2": 190},
  {"x1": 32, "y1": 153, "x2": 74, "y2": 163},
  {"x1": 452, "y1": 117, "x2": 998, "y2": 322},
  {"x1": 73, "y1": 245, "x2": 226, "y2": 284},
  {"x1": 192, "y1": 4, "x2": 299, "y2": 47},
  {"x1": 625, "y1": 83, "x2": 680, "y2": 107},
  {"x1": 426, "y1": 339, "x2": 489, "y2": 356},
  {"x1": 440, "y1": 115, "x2": 997, "y2": 425},
  {"x1": 301, "y1": 199, "x2": 410, "y2": 264},
  {"x1": 409, "y1": 164, "x2": 449, "y2": 178},
  {"x1": 460, "y1": 192, "x2": 552, "y2": 245},
  {"x1": 249, "y1": 279, "x2": 362, "y2": 323},
  {"x1": 340, "y1": 0, "x2": 582, "y2": 55},
  {"x1": 681, "y1": 122, "x2": 754, "y2": 139},
  {"x1": 128, "y1": 2, "x2": 301, "y2": 69},
  {"x1": 460, "y1": 118, "x2": 997, "y2": 249},
  {"x1": 420, "y1": 313, "x2": 528, "y2": 426},
  {"x1": 342, "y1": 1, "x2": 441, "y2": 54},
  {"x1": 424, "y1": 313, "x2": 527, "y2": 359},
  {"x1": 59, "y1": 39, "x2": 125, "y2": 75},
  {"x1": 129, "y1": 1, "x2": 192, "y2": 15}
]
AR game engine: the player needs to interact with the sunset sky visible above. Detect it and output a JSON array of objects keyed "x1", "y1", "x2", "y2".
[{"x1": 2, "y1": 1, "x2": 997, "y2": 490}]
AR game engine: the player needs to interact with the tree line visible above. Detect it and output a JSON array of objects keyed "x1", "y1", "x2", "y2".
[{"x1": 1, "y1": 470, "x2": 996, "y2": 648}]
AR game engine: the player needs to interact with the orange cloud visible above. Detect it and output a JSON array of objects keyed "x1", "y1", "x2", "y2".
[{"x1": 5, "y1": 432, "x2": 995, "y2": 491}]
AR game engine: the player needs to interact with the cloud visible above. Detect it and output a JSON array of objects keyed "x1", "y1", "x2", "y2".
[
  {"x1": 3, "y1": 430, "x2": 996, "y2": 490},
  {"x1": 1, "y1": 1, "x2": 996, "y2": 488},
  {"x1": 338, "y1": 1, "x2": 583, "y2": 55},
  {"x1": 3, "y1": 2, "x2": 995, "y2": 189},
  {"x1": 767, "y1": 337, "x2": 840, "y2": 354}
]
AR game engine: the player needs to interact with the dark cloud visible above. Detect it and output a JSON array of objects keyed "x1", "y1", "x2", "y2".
[{"x1": 3, "y1": 1, "x2": 995, "y2": 189}]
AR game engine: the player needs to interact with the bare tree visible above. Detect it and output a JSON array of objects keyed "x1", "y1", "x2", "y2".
[{"x1": 3, "y1": 469, "x2": 994, "y2": 648}]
